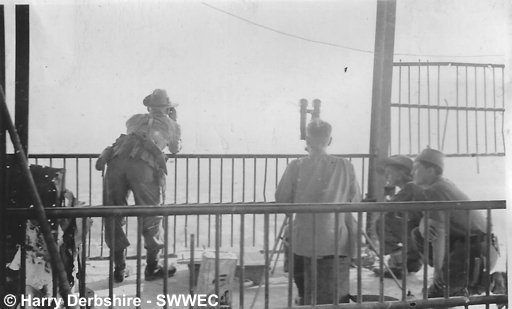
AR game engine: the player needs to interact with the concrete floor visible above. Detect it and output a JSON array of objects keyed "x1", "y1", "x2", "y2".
[{"x1": 82, "y1": 254, "x2": 505, "y2": 309}]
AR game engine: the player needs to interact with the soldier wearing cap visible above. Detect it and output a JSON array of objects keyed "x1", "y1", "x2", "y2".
[
  {"x1": 411, "y1": 147, "x2": 500, "y2": 297},
  {"x1": 95, "y1": 89, "x2": 181, "y2": 283},
  {"x1": 372, "y1": 155, "x2": 425, "y2": 279}
]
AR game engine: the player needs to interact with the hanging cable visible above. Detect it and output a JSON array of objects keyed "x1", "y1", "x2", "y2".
[{"x1": 202, "y1": 2, "x2": 505, "y2": 59}]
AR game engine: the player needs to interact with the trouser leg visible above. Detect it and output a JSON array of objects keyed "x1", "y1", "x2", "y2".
[
  {"x1": 447, "y1": 236, "x2": 500, "y2": 296},
  {"x1": 411, "y1": 227, "x2": 434, "y2": 267},
  {"x1": 293, "y1": 254, "x2": 305, "y2": 298},
  {"x1": 303, "y1": 256, "x2": 350, "y2": 305},
  {"x1": 127, "y1": 158, "x2": 165, "y2": 266},
  {"x1": 103, "y1": 160, "x2": 131, "y2": 253}
]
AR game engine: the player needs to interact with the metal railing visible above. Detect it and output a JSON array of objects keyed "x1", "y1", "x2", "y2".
[
  {"x1": 27, "y1": 153, "x2": 371, "y2": 259},
  {"x1": 4, "y1": 200, "x2": 507, "y2": 309},
  {"x1": 391, "y1": 61, "x2": 506, "y2": 156}
]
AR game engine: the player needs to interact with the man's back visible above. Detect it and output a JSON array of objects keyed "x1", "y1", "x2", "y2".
[
  {"x1": 425, "y1": 177, "x2": 487, "y2": 237},
  {"x1": 276, "y1": 154, "x2": 361, "y2": 257}
]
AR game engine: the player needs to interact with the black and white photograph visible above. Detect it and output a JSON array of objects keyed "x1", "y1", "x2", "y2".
[{"x1": 0, "y1": 0, "x2": 510, "y2": 308}]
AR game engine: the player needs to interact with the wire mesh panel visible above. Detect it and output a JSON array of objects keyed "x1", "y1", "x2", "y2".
[{"x1": 390, "y1": 61, "x2": 505, "y2": 157}]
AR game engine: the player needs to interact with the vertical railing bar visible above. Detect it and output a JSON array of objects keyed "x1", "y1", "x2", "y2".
[
  {"x1": 275, "y1": 158, "x2": 279, "y2": 189},
  {"x1": 274, "y1": 158, "x2": 279, "y2": 265},
  {"x1": 231, "y1": 158, "x2": 234, "y2": 203},
  {"x1": 483, "y1": 67, "x2": 488, "y2": 153},
  {"x1": 163, "y1": 216, "x2": 169, "y2": 309},
  {"x1": 89, "y1": 160, "x2": 93, "y2": 257},
  {"x1": 423, "y1": 211, "x2": 429, "y2": 299},
  {"x1": 108, "y1": 217, "x2": 114, "y2": 309},
  {"x1": 417, "y1": 60, "x2": 421, "y2": 154},
  {"x1": 215, "y1": 214, "x2": 220, "y2": 308},
  {"x1": 100, "y1": 175, "x2": 105, "y2": 257},
  {"x1": 485, "y1": 208, "x2": 492, "y2": 309},
  {"x1": 408, "y1": 66, "x2": 412, "y2": 154},
  {"x1": 253, "y1": 159, "x2": 257, "y2": 246},
  {"x1": 287, "y1": 213, "x2": 294, "y2": 308},
  {"x1": 174, "y1": 158, "x2": 178, "y2": 253},
  {"x1": 264, "y1": 213, "x2": 270, "y2": 309},
  {"x1": 19, "y1": 221, "x2": 26, "y2": 308},
  {"x1": 50, "y1": 157, "x2": 53, "y2": 167},
  {"x1": 357, "y1": 212, "x2": 363, "y2": 304},
  {"x1": 501, "y1": 68, "x2": 505, "y2": 152},
  {"x1": 231, "y1": 158, "x2": 234, "y2": 247},
  {"x1": 263, "y1": 158, "x2": 268, "y2": 202},
  {"x1": 464, "y1": 209, "x2": 471, "y2": 308},
  {"x1": 240, "y1": 214, "x2": 245, "y2": 309},
  {"x1": 312, "y1": 213, "x2": 317, "y2": 306},
  {"x1": 173, "y1": 214, "x2": 177, "y2": 254},
  {"x1": 398, "y1": 61, "x2": 402, "y2": 153},
  {"x1": 465, "y1": 66, "x2": 469, "y2": 153},
  {"x1": 379, "y1": 212, "x2": 385, "y2": 301},
  {"x1": 464, "y1": 209, "x2": 471, "y2": 300},
  {"x1": 197, "y1": 158, "x2": 200, "y2": 246},
  {"x1": 80, "y1": 215, "x2": 87, "y2": 299},
  {"x1": 444, "y1": 211, "x2": 451, "y2": 298},
  {"x1": 208, "y1": 158, "x2": 212, "y2": 247},
  {"x1": 197, "y1": 158, "x2": 201, "y2": 203},
  {"x1": 125, "y1": 216, "x2": 129, "y2": 244},
  {"x1": 88, "y1": 158, "x2": 92, "y2": 205},
  {"x1": 189, "y1": 233, "x2": 195, "y2": 309},
  {"x1": 426, "y1": 62, "x2": 431, "y2": 147},
  {"x1": 333, "y1": 211, "x2": 340, "y2": 305},
  {"x1": 253, "y1": 158, "x2": 257, "y2": 202},
  {"x1": 219, "y1": 158, "x2": 223, "y2": 248},
  {"x1": 361, "y1": 158, "x2": 366, "y2": 197},
  {"x1": 492, "y1": 67, "x2": 497, "y2": 152},
  {"x1": 185, "y1": 158, "x2": 189, "y2": 247},
  {"x1": 475, "y1": 67, "x2": 479, "y2": 159},
  {"x1": 401, "y1": 212, "x2": 408, "y2": 301},
  {"x1": 136, "y1": 217, "x2": 142, "y2": 307},
  {"x1": 242, "y1": 158, "x2": 246, "y2": 203},
  {"x1": 75, "y1": 157, "x2": 79, "y2": 202},
  {"x1": 456, "y1": 66, "x2": 460, "y2": 153},
  {"x1": 437, "y1": 65, "x2": 441, "y2": 150},
  {"x1": 220, "y1": 158, "x2": 223, "y2": 204}
]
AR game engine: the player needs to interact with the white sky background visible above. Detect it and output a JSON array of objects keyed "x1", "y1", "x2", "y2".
[
  {"x1": 1, "y1": 0, "x2": 508, "y2": 154},
  {"x1": 1, "y1": 0, "x2": 511, "y2": 198}
]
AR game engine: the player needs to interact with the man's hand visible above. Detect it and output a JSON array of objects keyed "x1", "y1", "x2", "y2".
[
  {"x1": 168, "y1": 107, "x2": 177, "y2": 121},
  {"x1": 427, "y1": 225, "x2": 440, "y2": 241}
]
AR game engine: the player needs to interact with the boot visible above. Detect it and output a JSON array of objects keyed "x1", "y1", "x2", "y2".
[
  {"x1": 114, "y1": 250, "x2": 128, "y2": 283},
  {"x1": 144, "y1": 264, "x2": 177, "y2": 281},
  {"x1": 144, "y1": 248, "x2": 176, "y2": 281}
]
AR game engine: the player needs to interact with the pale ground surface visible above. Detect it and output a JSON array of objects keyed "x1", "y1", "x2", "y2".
[
  {"x1": 83, "y1": 248, "x2": 507, "y2": 309},
  {"x1": 79, "y1": 210, "x2": 508, "y2": 309}
]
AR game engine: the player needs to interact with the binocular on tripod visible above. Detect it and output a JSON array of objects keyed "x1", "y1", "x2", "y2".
[{"x1": 299, "y1": 98, "x2": 321, "y2": 140}]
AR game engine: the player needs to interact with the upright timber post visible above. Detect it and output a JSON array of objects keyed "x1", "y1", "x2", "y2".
[
  {"x1": 15, "y1": 4, "x2": 29, "y2": 157},
  {"x1": 368, "y1": 0, "x2": 397, "y2": 202},
  {"x1": 0, "y1": 4, "x2": 6, "y2": 299},
  {"x1": 367, "y1": 0, "x2": 397, "y2": 246}
]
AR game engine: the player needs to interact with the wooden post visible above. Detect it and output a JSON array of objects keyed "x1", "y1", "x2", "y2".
[
  {"x1": 367, "y1": 0, "x2": 397, "y2": 246},
  {"x1": 368, "y1": 0, "x2": 397, "y2": 202},
  {"x1": 15, "y1": 5, "x2": 29, "y2": 157},
  {"x1": 0, "y1": 4, "x2": 6, "y2": 298}
]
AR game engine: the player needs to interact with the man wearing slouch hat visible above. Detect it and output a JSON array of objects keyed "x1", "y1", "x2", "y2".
[{"x1": 95, "y1": 89, "x2": 181, "y2": 283}]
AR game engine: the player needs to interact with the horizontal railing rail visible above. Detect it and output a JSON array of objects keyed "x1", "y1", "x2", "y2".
[
  {"x1": 4, "y1": 200, "x2": 507, "y2": 309},
  {"x1": 5, "y1": 200, "x2": 506, "y2": 218}
]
